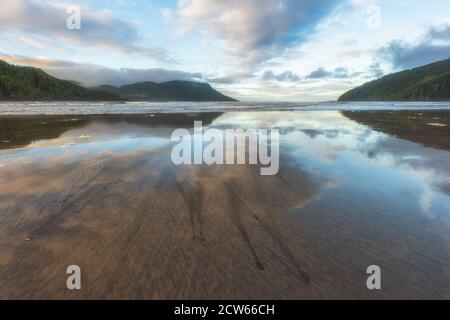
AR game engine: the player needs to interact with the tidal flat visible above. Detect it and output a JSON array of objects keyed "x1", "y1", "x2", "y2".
[{"x1": 0, "y1": 110, "x2": 449, "y2": 299}]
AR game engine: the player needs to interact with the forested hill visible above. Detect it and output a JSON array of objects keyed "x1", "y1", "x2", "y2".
[
  {"x1": 339, "y1": 58, "x2": 450, "y2": 101},
  {"x1": 96, "y1": 81, "x2": 237, "y2": 101},
  {"x1": 0, "y1": 60, "x2": 120, "y2": 101}
]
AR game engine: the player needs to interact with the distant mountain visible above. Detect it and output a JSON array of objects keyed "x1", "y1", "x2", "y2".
[
  {"x1": 339, "y1": 58, "x2": 450, "y2": 101},
  {"x1": 0, "y1": 60, "x2": 120, "y2": 101},
  {"x1": 96, "y1": 80, "x2": 236, "y2": 101}
]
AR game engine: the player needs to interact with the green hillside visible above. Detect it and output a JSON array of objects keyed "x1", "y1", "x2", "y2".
[
  {"x1": 0, "y1": 60, "x2": 120, "y2": 101},
  {"x1": 339, "y1": 58, "x2": 450, "y2": 101},
  {"x1": 96, "y1": 80, "x2": 236, "y2": 101}
]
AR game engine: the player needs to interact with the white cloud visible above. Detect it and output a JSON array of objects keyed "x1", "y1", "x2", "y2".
[
  {"x1": 164, "y1": 0, "x2": 342, "y2": 70},
  {"x1": 378, "y1": 24, "x2": 450, "y2": 69},
  {"x1": 0, "y1": 0, "x2": 172, "y2": 63}
]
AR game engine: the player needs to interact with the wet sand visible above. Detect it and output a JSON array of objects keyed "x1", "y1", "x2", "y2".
[
  {"x1": 343, "y1": 110, "x2": 450, "y2": 151},
  {"x1": 0, "y1": 111, "x2": 449, "y2": 299}
]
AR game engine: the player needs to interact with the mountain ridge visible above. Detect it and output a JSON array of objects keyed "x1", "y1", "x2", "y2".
[
  {"x1": 0, "y1": 60, "x2": 120, "y2": 101},
  {"x1": 0, "y1": 60, "x2": 236, "y2": 102},
  {"x1": 95, "y1": 80, "x2": 236, "y2": 102},
  {"x1": 339, "y1": 58, "x2": 450, "y2": 101}
]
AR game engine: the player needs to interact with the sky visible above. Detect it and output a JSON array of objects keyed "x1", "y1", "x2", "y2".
[{"x1": 1, "y1": 0, "x2": 450, "y2": 101}]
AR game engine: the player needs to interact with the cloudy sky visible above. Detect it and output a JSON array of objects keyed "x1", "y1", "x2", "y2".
[{"x1": 1, "y1": 0, "x2": 450, "y2": 101}]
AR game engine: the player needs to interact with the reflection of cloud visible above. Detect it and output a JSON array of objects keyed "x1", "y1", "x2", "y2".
[
  {"x1": 361, "y1": 135, "x2": 450, "y2": 216},
  {"x1": 325, "y1": 180, "x2": 341, "y2": 189},
  {"x1": 214, "y1": 111, "x2": 358, "y2": 130},
  {"x1": 235, "y1": 111, "x2": 450, "y2": 215},
  {"x1": 297, "y1": 141, "x2": 346, "y2": 164},
  {"x1": 301, "y1": 129, "x2": 338, "y2": 139},
  {"x1": 420, "y1": 186, "x2": 433, "y2": 214},
  {"x1": 320, "y1": 144, "x2": 346, "y2": 153}
]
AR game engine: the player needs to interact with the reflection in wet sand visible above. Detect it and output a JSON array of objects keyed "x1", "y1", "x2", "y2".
[
  {"x1": 0, "y1": 111, "x2": 449, "y2": 299},
  {"x1": 0, "y1": 151, "x2": 318, "y2": 299},
  {"x1": 342, "y1": 110, "x2": 450, "y2": 151},
  {"x1": 0, "y1": 113, "x2": 222, "y2": 150}
]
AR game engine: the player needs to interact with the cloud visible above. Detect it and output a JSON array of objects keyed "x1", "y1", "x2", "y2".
[
  {"x1": 206, "y1": 72, "x2": 254, "y2": 84},
  {"x1": 164, "y1": 0, "x2": 342, "y2": 69},
  {"x1": 378, "y1": 24, "x2": 450, "y2": 69},
  {"x1": 206, "y1": 76, "x2": 237, "y2": 84},
  {"x1": 305, "y1": 64, "x2": 385, "y2": 80},
  {"x1": 307, "y1": 67, "x2": 333, "y2": 79},
  {"x1": 367, "y1": 62, "x2": 384, "y2": 78},
  {"x1": 0, "y1": 54, "x2": 201, "y2": 87},
  {"x1": 0, "y1": 0, "x2": 172, "y2": 62},
  {"x1": 260, "y1": 67, "x2": 362, "y2": 82},
  {"x1": 307, "y1": 67, "x2": 348, "y2": 79},
  {"x1": 262, "y1": 70, "x2": 300, "y2": 82},
  {"x1": 427, "y1": 25, "x2": 450, "y2": 42}
]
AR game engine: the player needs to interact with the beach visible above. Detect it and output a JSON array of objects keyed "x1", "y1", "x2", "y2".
[{"x1": 0, "y1": 110, "x2": 449, "y2": 299}]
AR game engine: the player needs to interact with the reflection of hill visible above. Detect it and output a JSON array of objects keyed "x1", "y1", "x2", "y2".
[
  {"x1": 0, "y1": 116, "x2": 89, "y2": 149},
  {"x1": 342, "y1": 110, "x2": 450, "y2": 151},
  {"x1": 0, "y1": 112, "x2": 222, "y2": 150}
]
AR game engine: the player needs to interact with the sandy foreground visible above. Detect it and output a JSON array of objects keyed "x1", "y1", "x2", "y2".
[
  {"x1": 0, "y1": 148, "x2": 322, "y2": 299},
  {"x1": 0, "y1": 111, "x2": 449, "y2": 299}
]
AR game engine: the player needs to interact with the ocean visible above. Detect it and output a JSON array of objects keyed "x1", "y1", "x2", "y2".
[{"x1": 1, "y1": 101, "x2": 450, "y2": 115}]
